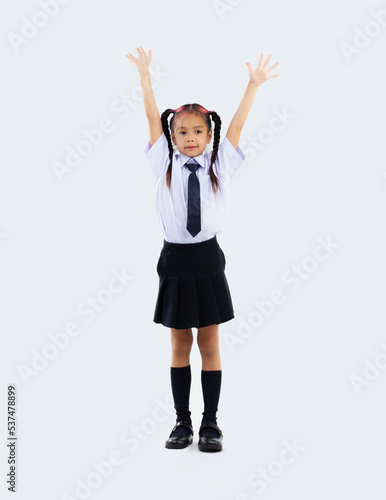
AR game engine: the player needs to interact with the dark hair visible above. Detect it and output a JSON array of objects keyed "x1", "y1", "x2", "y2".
[{"x1": 160, "y1": 103, "x2": 222, "y2": 195}]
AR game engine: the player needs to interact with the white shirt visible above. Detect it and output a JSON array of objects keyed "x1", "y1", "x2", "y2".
[{"x1": 144, "y1": 132, "x2": 245, "y2": 243}]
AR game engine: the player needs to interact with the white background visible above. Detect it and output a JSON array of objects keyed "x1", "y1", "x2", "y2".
[{"x1": 1, "y1": 0, "x2": 386, "y2": 498}]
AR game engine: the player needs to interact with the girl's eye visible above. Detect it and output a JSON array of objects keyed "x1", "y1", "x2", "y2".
[{"x1": 195, "y1": 131, "x2": 202, "y2": 134}]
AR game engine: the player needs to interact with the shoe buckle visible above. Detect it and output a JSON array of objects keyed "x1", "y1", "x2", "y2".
[
  {"x1": 199, "y1": 421, "x2": 222, "y2": 438},
  {"x1": 171, "y1": 420, "x2": 193, "y2": 435}
]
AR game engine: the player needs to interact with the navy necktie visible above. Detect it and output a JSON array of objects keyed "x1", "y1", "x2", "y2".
[{"x1": 185, "y1": 158, "x2": 201, "y2": 237}]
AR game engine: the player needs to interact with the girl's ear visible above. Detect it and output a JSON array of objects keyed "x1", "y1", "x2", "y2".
[{"x1": 207, "y1": 129, "x2": 213, "y2": 143}]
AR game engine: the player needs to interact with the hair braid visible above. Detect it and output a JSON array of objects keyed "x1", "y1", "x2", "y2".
[
  {"x1": 160, "y1": 108, "x2": 175, "y2": 190},
  {"x1": 208, "y1": 111, "x2": 222, "y2": 195}
]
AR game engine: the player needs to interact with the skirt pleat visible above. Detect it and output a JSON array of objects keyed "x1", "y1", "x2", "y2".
[{"x1": 153, "y1": 236, "x2": 235, "y2": 329}]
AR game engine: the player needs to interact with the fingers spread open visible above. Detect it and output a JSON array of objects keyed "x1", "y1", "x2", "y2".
[{"x1": 263, "y1": 54, "x2": 272, "y2": 68}]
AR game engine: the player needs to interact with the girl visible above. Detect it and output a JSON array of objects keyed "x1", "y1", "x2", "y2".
[{"x1": 126, "y1": 46, "x2": 279, "y2": 452}]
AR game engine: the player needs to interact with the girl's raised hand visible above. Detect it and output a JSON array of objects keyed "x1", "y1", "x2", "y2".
[
  {"x1": 126, "y1": 46, "x2": 152, "y2": 73},
  {"x1": 246, "y1": 53, "x2": 279, "y2": 87}
]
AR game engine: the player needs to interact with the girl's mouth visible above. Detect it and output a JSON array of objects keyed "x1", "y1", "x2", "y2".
[{"x1": 186, "y1": 146, "x2": 197, "y2": 149}]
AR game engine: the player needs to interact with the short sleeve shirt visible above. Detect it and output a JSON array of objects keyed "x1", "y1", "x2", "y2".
[{"x1": 144, "y1": 133, "x2": 245, "y2": 243}]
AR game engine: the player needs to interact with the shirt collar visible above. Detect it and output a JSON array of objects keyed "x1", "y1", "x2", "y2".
[{"x1": 175, "y1": 150, "x2": 205, "y2": 169}]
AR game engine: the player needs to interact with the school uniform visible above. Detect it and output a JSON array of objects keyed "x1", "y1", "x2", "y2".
[{"x1": 144, "y1": 132, "x2": 245, "y2": 329}]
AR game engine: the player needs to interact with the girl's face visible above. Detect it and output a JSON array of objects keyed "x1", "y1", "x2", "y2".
[{"x1": 171, "y1": 113, "x2": 212, "y2": 157}]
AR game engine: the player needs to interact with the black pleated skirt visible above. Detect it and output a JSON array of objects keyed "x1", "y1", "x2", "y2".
[{"x1": 153, "y1": 235, "x2": 235, "y2": 329}]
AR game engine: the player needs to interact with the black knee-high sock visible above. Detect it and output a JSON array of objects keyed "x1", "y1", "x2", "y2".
[
  {"x1": 201, "y1": 369, "x2": 222, "y2": 425},
  {"x1": 169, "y1": 365, "x2": 192, "y2": 438},
  {"x1": 170, "y1": 365, "x2": 192, "y2": 423}
]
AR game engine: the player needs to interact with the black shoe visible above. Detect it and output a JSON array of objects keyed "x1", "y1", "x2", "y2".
[
  {"x1": 165, "y1": 420, "x2": 194, "y2": 449},
  {"x1": 198, "y1": 421, "x2": 223, "y2": 452}
]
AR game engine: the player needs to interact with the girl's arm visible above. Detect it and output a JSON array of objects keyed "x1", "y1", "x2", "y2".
[
  {"x1": 226, "y1": 53, "x2": 279, "y2": 150},
  {"x1": 126, "y1": 47, "x2": 163, "y2": 146}
]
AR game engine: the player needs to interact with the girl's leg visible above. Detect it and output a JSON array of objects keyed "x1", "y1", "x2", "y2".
[
  {"x1": 197, "y1": 324, "x2": 222, "y2": 437},
  {"x1": 168, "y1": 328, "x2": 194, "y2": 439},
  {"x1": 170, "y1": 327, "x2": 193, "y2": 367},
  {"x1": 197, "y1": 324, "x2": 221, "y2": 370}
]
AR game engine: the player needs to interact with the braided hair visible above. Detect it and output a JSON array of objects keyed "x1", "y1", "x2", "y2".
[{"x1": 160, "y1": 103, "x2": 222, "y2": 196}]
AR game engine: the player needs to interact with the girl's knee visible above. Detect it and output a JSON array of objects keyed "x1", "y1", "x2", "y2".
[
  {"x1": 197, "y1": 335, "x2": 219, "y2": 357},
  {"x1": 198, "y1": 342, "x2": 218, "y2": 357}
]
